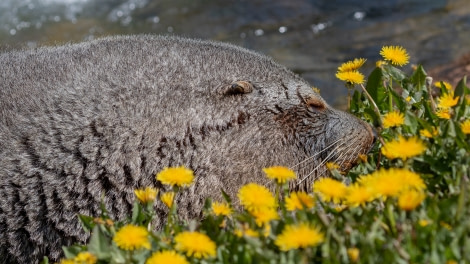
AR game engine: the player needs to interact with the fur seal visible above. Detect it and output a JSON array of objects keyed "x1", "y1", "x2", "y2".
[{"x1": 0, "y1": 35, "x2": 375, "y2": 263}]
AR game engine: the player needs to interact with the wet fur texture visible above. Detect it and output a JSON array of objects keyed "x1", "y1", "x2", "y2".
[{"x1": 0, "y1": 35, "x2": 374, "y2": 263}]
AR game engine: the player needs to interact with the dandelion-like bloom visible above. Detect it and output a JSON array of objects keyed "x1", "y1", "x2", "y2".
[
  {"x1": 380, "y1": 45, "x2": 410, "y2": 66},
  {"x1": 312, "y1": 86, "x2": 321, "y2": 94},
  {"x1": 381, "y1": 136, "x2": 426, "y2": 160},
  {"x1": 436, "y1": 108, "x2": 451, "y2": 119},
  {"x1": 382, "y1": 111, "x2": 405, "y2": 128},
  {"x1": 435, "y1": 81, "x2": 452, "y2": 90},
  {"x1": 74, "y1": 252, "x2": 97, "y2": 264},
  {"x1": 361, "y1": 168, "x2": 425, "y2": 199},
  {"x1": 113, "y1": 224, "x2": 151, "y2": 251},
  {"x1": 418, "y1": 219, "x2": 430, "y2": 227},
  {"x1": 285, "y1": 192, "x2": 315, "y2": 211},
  {"x1": 59, "y1": 259, "x2": 75, "y2": 264},
  {"x1": 211, "y1": 201, "x2": 232, "y2": 216},
  {"x1": 419, "y1": 127, "x2": 438, "y2": 138},
  {"x1": 313, "y1": 178, "x2": 347, "y2": 203},
  {"x1": 156, "y1": 166, "x2": 194, "y2": 187},
  {"x1": 325, "y1": 162, "x2": 340, "y2": 171},
  {"x1": 174, "y1": 231, "x2": 217, "y2": 259},
  {"x1": 335, "y1": 71, "x2": 365, "y2": 85},
  {"x1": 347, "y1": 248, "x2": 360, "y2": 262},
  {"x1": 438, "y1": 92, "x2": 459, "y2": 109},
  {"x1": 263, "y1": 166, "x2": 296, "y2": 184},
  {"x1": 146, "y1": 250, "x2": 189, "y2": 264},
  {"x1": 461, "y1": 120, "x2": 470, "y2": 134},
  {"x1": 238, "y1": 183, "x2": 276, "y2": 212},
  {"x1": 398, "y1": 189, "x2": 425, "y2": 211},
  {"x1": 249, "y1": 207, "x2": 279, "y2": 226},
  {"x1": 376, "y1": 60, "x2": 386, "y2": 68},
  {"x1": 234, "y1": 225, "x2": 259, "y2": 238},
  {"x1": 344, "y1": 184, "x2": 374, "y2": 207},
  {"x1": 275, "y1": 223, "x2": 324, "y2": 251},
  {"x1": 337, "y1": 58, "x2": 366, "y2": 72},
  {"x1": 161, "y1": 191, "x2": 175, "y2": 208},
  {"x1": 134, "y1": 187, "x2": 158, "y2": 204}
]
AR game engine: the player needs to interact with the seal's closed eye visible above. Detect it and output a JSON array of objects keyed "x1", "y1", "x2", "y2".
[{"x1": 224, "y1": 80, "x2": 254, "y2": 95}]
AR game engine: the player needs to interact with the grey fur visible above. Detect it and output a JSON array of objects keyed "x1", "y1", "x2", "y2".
[{"x1": 0, "y1": 35, "x2": 374, "y2": 263}]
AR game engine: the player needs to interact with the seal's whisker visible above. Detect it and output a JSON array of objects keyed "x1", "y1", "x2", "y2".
[
  {"x1": 296, "y1": 141, "x2": 345, "y2": 185},
  {"x1": 290, "y1": 137, "x2": 344, "y2": 170}
]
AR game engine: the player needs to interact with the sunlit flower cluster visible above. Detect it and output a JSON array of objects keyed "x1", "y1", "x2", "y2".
[{"x1": 382, "y1": 111, "x2": 405, "y2": 128}]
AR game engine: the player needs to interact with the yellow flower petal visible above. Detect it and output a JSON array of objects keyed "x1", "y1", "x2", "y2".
[
  {"x1": 380, "y1": 45, "x2": 410, "y2": 66},
  {"x1": 381, "y1": 136, "x2": 426, "y2": 160},
  {"x1": 156, "y1": 166, "x2": 194, "y2": 187},
  {"x1": 275, "y1": 223, "x2": 324, "y2": 251},
  {"x1": 174, "y1": 231, "x2": 216, "y2": 259},
  {"x1": 113, "y1": 225, "x2": 150, "y2": 251},
  {"x1": 336, "y1": 71, "x2": 365, "y2": 85},
  {"x1": 263, "y1": 166, "x2": 296, "y2": 184},
  {"x1": 146, "y1": 250, "x2": 189, "y2": 264},
  {"x1": 382, "y1": 111, "x2": 405, "y2": 128}
]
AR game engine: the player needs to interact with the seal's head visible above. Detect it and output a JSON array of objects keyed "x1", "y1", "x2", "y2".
[{"x1": 0, "y1": 35, "x2": 375, "y2": 263}]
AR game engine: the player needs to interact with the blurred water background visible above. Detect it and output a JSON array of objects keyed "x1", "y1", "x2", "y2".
[{"x1": 1, "y1": 0, "x2": 469, "y2": 108}]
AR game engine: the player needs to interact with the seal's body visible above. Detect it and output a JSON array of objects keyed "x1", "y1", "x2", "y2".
[{"x1": 0, "y1": 35, "x2": 374, "y2": 263}]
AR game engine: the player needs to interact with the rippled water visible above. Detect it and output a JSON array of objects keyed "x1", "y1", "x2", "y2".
[{"x1": 1, "y1": 0, "x2": 469, "y2": 108}]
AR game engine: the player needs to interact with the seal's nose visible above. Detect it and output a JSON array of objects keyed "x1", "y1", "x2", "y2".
[{"x1": 371, "y1": 128, "x2": 378, "y2": 145}]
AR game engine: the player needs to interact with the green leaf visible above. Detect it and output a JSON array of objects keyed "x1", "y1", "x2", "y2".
[
  {"x1": 410, "y1": 65, "x2": 427, "y2": 91},
  {"x1": 40, "y1": 257, "x2": 49, "y2": 264},
  {"x1": 62, "y1": 245, "x2": 82, "y2": 259},
  {"x1": 88, "y1": 225, "x2": 111, "y2": 260},
  {"x1": 131, "y1": 201, "x2": 142, "y2": 224},
  {"x1": 78, "y1": 214, "x2": 95, "y2": 233},
  {"x1": 390, "y1": 88, "x2": 406, "y2": 112},
  {"x1": 221, "y1": 188, "x2": 232, "y2": 204},
  {"x1": 366, "y1": 68, "x2": 387, "y2": 109},
  {"x1": 383, "y1": 64, "x2": 406, "y2": 82},
  {"x1": 454, "y1": 75, "x2": 467, "y2": 99}
]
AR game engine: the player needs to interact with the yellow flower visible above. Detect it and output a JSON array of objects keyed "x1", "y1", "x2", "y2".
[
  {"x1": 440, "y1": 221, "x2": 452, "y2": 230},
  {"x1": 211, "y1": 201, "x2": 232, "y2": 216},
  {"x1": 344, "y1": 184, "x2": 374, "y2": 207},
  {"x1": 335, "y1": 71, "x2": 365, "y2": 85},
  {"x1": 376, "y1": 60, "x2": 386, "y2": 68},
  {"x1": 381, "y1": 136, "x2": 426, "y2": 160},
  {"x1": 313, "y1": 178, "x2": 347, "y2": 203},
  {"x1": 460, "y1": 120, "x2": 470, "y2": 134},
  {"x1": 134, "y1": 187, "x2": 158, "y2": 204},
  {"x1": 234, "y1": 225, "x2": 259, "y2": 238},
  {"x1": 146, "y1": 250, "x2": 189, "y2": 264},
  {"x1": 174, "y1": 231, "x2": 216, "y2": 259},
  {"x1": 263, "y1": 166, "x2": 296, "y2": 184},
  {"x1": 438, "y1": 92, "x2": 459, "y2": 109},
  {"x1": 418, "y1": 219, "x2": 430, "y2": 227},
  {"x1": 238, "y1": 183, "x2": 276, "y2": 212},
  {"x1": 398, "y1": 189, "x2": 425, "y2": 211},
  {"x1": 58, "y1": 259, "x2": 75, "y2": 264},
  {"x1": 435, "y1": 81, "x2": 452, "y2": 90},
  {"x1": 156, "y1": 166, "x2": 194, "y2": 187},
  {"x1": 249, "y1": 207, "x2": 279, "y2": 226},
  {"x1": 285, "y1": 192, "x2": 315, "y2": 211},
  {"x1": 74, "y1": 252, "x2": 97, "y2": 264},
  {"x1": 161, "y1": 191, "x2": 175, "y2": 208},
  {"x1": 337, "y1": 58, "x2": 366, "y2": 72},
  {"x1": 382, "y1": 111, "x2": 405, "y2": 128},
  {"x1": 347, "y1": 248, "x2": 360, "y2": 262},
  {"x1": 436, "y1": 108, "x2": 451, "y2": 119},
  {"x1": 113, "y1": 224, "x2": 150, "y2": 251},
  {"x1": 325, "y1": 162, "x2": 340, "y2": 171},
  {"x1": 447, "y1": 260, "x2": 458, "y2": 264},
  {"x1": 312, "y1": 86, "x2": 321, "y2": 94},
  {"x1": 380, "y1": 45, "x2": 409, "y2": 66},
  {"x1": 359, "y1": 168, "x2": 425, "y2": 199},
  {"x1": 419, "y1": 127, "x2": 438, "y2": 138},
  {"x1": 275, "y1": 223, "x2": 324, "y2": 251}
]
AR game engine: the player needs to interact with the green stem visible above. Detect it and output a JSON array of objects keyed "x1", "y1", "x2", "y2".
[
  {"x1": 386, "y1": 199, "x2": 397, "y2": 236},
  {"x1": 456, "y1": 168, "x2": 467, "y2": 221}
]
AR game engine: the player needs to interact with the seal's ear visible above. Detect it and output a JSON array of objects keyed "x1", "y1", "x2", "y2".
[{"x1": 224, "y1": 81, "x2": 254, "y2": 95}]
